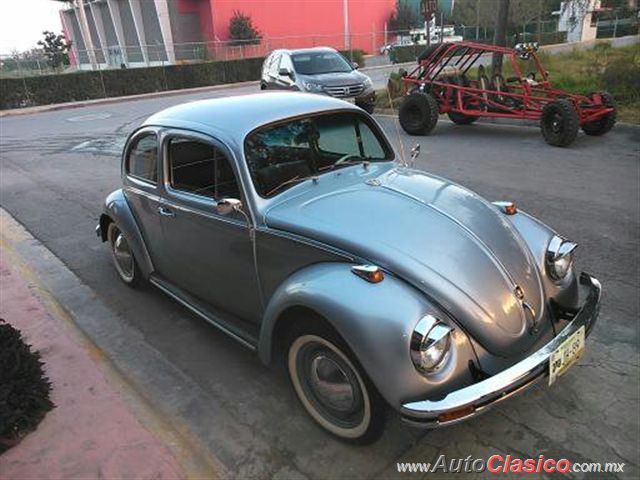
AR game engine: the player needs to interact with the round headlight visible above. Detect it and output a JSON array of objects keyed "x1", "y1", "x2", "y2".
[
  {"x1": 546, "y1": 236, "x2": 578, "y2": 281},
  {"x1": 410, "y1": 315, "x2": 453, "y2": 374}
]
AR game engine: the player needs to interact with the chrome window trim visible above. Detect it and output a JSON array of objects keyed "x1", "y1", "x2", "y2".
[
  {"x1": 159, "y1": 129, "x2": 255, "y2": 227},
  {"x1": 122, "y1": 128, "x2": 160, "y2": 187}
]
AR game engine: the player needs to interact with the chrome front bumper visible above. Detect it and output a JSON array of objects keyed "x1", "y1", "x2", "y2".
[{"x1": 400, "y1": 272, "x2": 601, "y2": 427}]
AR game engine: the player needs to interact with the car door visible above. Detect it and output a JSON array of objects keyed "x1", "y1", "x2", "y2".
[
  {"x1": 274, "y1": 53, "x2": 296, "y2": 90},
  {"x1": 122, "y1": 128, "x2": 164, "y2": 266},
  {"x1": 266, "y1": 52, "x2": 281, "y2": 88},
  {"x1": 156, "y1": 130, "x2": 262, "y2": 325}
]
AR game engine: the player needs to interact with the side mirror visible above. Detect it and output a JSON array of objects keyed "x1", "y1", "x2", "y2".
[
  {"x1": 279, "y1": 67, "x2": 294, "y2": 78},
  {"x1": 216, "y1": 198, "x2": 243, "y2": 216},
  {"x1": 352, "y1": 62, "x2": 359, "y2": 70}
]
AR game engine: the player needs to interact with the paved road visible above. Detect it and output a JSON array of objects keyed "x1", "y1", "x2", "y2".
[{"x1": 1, "y1": 90, "x2": 638, "y2": 479}]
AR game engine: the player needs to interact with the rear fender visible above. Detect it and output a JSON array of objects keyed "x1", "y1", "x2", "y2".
[
  {"x1": 99, "y1": 189, "x2": 154, "y2": 279},
  {"x1": 258, "y1": 262, "x2": 477, "y2": 409}
]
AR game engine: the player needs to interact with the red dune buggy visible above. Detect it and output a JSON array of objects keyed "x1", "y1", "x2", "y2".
[{"x1": 398, "y1": 41, "x2": 617, "y2": 147}]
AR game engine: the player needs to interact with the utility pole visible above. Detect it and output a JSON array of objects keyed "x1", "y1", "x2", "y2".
[
  {"x1": 491, "y1": 0, "x2": 510, "y2": 76},
  {"x1": 476, "y1": 0, "x2": 481, "y2": 40},
  {"x1": 343, "y1": 0, "x2": 350, "y2": 51}
]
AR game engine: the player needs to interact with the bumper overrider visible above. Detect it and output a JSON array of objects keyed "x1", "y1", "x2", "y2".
[{"x1": 400, "y1": 272, "x2": 601, "y2": 427}]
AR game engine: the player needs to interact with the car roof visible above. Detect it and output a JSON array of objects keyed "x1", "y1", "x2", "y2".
[
  {"x1": 141, "y1": 92, "x2": 361, "y2": 144},
  {"x1": 271, "y1": 47, "x2": 338, "y2": 56}
]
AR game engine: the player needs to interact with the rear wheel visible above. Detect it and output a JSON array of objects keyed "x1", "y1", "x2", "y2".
[
  {"x1": 107, "y1": 222, "x2": 143, "y2": 287},
  {"x1": 447, "y1": 111, "x2": 478, "y2": 125},
  {"x1": 287, "y1": 323, "x2": 387, "y2": 444},
  {"x1": 541, "y1": 99, "x2": 579, "y2": 147},
  {"x1": 582, "y1": 92, "x2": 616, "y2": 136},
  {"x1": 399, "y1": 92, "x2": 439, "y2": 135}
]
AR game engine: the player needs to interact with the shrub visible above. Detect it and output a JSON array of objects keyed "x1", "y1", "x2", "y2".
[
  {"x1": 0, "y1": 57, "x2": 265, "y2": 109},
  {"x1": 339, "y1": 49, "x2": 366, "y2": 67},
  {"x1": 0, "y1": 320, "x2": 54, "y2": 453},
  {"x1": 389, "y1": 44, "x2": 424, "y2": 64},
  {"x1": 228, "y1": 11, "x2": 261, "y2": 47}
]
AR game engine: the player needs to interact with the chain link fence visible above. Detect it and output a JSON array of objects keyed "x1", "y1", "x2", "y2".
[{"x1": 1, "y1": 16, "x2": 638, "y2": 79}]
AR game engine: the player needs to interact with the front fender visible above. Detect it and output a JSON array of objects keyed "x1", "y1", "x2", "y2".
[
  {"x1": 507, "y1": 210, "x2": 579, "y2": 310},
  {"x1": 99, "y1": 189, "x2": 154, "y2": 279},
  {"x1": 258, "y1": 262, "x2": 477, "y2": 409}
]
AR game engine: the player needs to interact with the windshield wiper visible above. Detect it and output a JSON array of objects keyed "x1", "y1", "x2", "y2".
[
  {"x1": 265, "y1": 174, "x2": 318, "y2": 197},
  {"x1": 318, "y1": 156, "x2": 371, "y2": 172}
]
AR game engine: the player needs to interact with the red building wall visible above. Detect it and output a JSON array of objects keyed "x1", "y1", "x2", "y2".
[{"x1": 207, "y1": 0, "x2": 396, "y2": 53}]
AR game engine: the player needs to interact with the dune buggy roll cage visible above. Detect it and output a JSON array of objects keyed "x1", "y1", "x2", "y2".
[{"x1": 401, "y1": 41, "x2": 613, "y2": 124}]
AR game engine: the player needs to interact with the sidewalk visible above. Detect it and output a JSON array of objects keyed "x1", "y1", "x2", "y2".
[{"x1": 0, "y1": 237, "x2": 196, "y2": 478}]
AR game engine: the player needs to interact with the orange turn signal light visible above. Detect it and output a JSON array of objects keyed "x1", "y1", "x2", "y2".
[
  {"x1": 437, "y1": 405, "x2": 476, "y2": 423},
  {"x1": 351, "y1": 265, "x2": 385, "y2": 283},
  {"x1": 492, "y1": 201, "x2": 518, "y2": 215}
]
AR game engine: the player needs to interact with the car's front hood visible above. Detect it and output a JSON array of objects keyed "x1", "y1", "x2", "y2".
[
  {"x1": 265, "y1": 167, "x2": 546, "y2": 357},
  {"x1": 299, "y1": 71, "x2": 365, "y2": 87}
]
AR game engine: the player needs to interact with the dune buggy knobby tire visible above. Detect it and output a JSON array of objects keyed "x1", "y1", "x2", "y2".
[
  {"x1": 582, "y1": 92, "x2": 617, "y2": 136},
  {"x1": 447, "y1": 112, "x2": 478, "y2": 125},
  {"x1": 399, "y1": 92, "x2": 439, "y2": 135},
  {"x1": 541, "y1": 99, "x2": 579, "y2": 147}
]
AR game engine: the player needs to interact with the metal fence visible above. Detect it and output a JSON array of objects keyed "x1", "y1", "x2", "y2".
[{"x1": 1, "y1": 18, "x2": 638, "y2": 79}]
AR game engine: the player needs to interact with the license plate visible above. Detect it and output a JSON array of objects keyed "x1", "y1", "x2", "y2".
[{"x1": 549, "y1": 326, "x2": 585, "y2": 386}]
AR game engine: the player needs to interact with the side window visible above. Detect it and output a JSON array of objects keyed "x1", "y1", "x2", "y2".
[
  {"x1": 127, "y1": 133, "x2": 158, "y2": 183},
  {"x1": 269, "y1": 53, "x2": 281, "y2": 77},
  {"x1": 167, "y1": 137, "x2": 241, "y2": 200},
  {"x1": 279, "y1": 54, "x2": 293, "y2": 73}
]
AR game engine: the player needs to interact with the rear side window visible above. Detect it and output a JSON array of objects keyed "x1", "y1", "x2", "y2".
[
  {"x1": 126, "y1": 133, "x2": 158, "y2": 183},
  {"x1": 167, "y1": 138, "x2": 240, "y2": 200}
]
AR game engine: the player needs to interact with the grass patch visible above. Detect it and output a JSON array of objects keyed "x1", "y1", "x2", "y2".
[{"x1": 377, "y1": 43, "x2": 640, "y2": 123}]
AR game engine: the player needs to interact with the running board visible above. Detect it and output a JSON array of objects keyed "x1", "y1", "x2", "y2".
[{"x1": 149, "y1": 275, "x2": 258, "y2": 351}]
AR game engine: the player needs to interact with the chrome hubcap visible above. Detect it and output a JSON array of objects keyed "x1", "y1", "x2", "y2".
[
  {"x1": 112, "y1": 230, "x2": 133, "y2": 279},
  {"x1": 309, "y1": 354, "x2": 355, "y2": 412}
]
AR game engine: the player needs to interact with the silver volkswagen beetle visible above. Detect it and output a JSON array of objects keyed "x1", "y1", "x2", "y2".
[{"x1": 97, "y1": 92, "x2": 601, "y2": 443}]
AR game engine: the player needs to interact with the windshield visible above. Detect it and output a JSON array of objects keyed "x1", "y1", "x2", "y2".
[
  {"x1": 245, "y1": 112, "x2": 393, "y2": 198},
  {"x1": 291, "y1": 51, "x2": 353, "y2": 75}
]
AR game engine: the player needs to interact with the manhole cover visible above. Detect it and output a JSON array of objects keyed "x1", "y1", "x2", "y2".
[{"x1": 67, "y1": 112, "x2": 112, "y2": 122}]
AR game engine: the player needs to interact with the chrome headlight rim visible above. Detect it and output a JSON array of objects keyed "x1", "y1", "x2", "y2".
[
  {"x1": 410, "y1": 314, "x2": 454, "y2": 374},
  {"x1": 546, "y1": 235, "x2": 578, "y2": 282}
]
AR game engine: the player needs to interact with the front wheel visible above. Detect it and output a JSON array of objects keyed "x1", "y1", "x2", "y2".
[
  {"x1": 399, "y1": 92, "x2": 439, "y2": 135},
  {"x1": 582, "y1": 92, "x2": 616, "y2": 136},
  {"x1": 287, "y1": 327, "x2": 387, "y2": 444},
  {"x1": 355, "y1": 99, "x2": 375, "y2": 114},
  {"x1": 541, "y1": 99, "x2": 579, "y2": 147}
]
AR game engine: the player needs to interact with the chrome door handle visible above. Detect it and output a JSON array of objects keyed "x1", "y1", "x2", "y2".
[{"x1": 158, "y1": 206, "x2": 175, "y2": 217}]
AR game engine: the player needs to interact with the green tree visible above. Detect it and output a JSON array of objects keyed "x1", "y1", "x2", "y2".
[
  {"x1": 389, "y1": 0, "x2": 422, "y2": 34},
  {"x1": 228, "y1": 11, "x2": 261, "y2": 47},
  {"x1": 37, "y1": 31, "x2": 71, "y2": 69}
]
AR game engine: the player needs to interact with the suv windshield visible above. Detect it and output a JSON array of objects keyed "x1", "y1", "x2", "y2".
[
  {"x1": 245, "y1": 112, "x2": 393, "y2": 198},
  {"x1": 291, "y1": 51, "x2": 353, "y2": 75}
]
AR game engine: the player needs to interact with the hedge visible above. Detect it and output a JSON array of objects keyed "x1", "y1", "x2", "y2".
[
  {"x1": 0, "y1": 56, "x2": 265, "y2": 110},
  {"x1": 339, "y1": 49, "x2": 366, "y2": 68},
  {"x1": 389, "y1": 45, "x2": 426, "y2": 64}
]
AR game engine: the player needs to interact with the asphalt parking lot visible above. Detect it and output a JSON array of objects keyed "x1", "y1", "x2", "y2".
[{"x1": 0, "y1": 90, "x2": 638, "y2": 479}]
